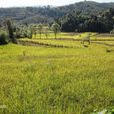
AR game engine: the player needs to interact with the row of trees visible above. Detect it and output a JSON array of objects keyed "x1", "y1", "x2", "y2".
[
  {"x1": 56, "y1": 8, "x2": 114, "y2": 33},
  {"x1": 15, "y1": 23, "x2": 61, "y2": 39},
  {"x1": 0, "y1": 19, "x2": 61, "y2": 44}
]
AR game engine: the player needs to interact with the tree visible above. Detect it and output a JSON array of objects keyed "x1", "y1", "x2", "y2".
[
  {"x1": 28, "y1": 24, "x2": 35, "y2": 38},
  {"x1": 31, "y1": 24, "x2": 37, "y2": 38},
  {"x1": 44, "y1": 26, "x2": 49, "y2": 38},
  {"x1": 37, "y1": 24, "x2": 43, "y2": 39},
  {"x1": 60, "y1": 8, "x2": 114, "y2": 33},
  {"x1": 15, "y1": 25, "x2": 28, "y2": 38},
  {"x1": 5, "y1": 19, "x2": 16, "y2": 43},
  {"x1": 0, "y1": 29, "x2": 9, "y2": 45},
  {"x1": 51, "y1": 23, "x2": 61, "y2": 39},
  {"x1": 98, "y1": 9, "x2": 114, "y2": 33}
]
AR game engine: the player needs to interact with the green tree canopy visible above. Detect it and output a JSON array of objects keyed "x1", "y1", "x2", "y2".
[{"x1": 51, "y1": 23, "x2": 61, "y2": 39}]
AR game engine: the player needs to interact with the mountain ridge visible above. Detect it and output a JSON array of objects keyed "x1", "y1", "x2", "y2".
[{"x1": 0, "y1": 1, "x2": 114, "y2": 24}]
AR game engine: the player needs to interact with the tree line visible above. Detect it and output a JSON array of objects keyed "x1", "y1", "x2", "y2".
[
  {"x1": 0, "y1": 19, "x2": 61, "y2": 44},
  {"x1": 56, "y1": 8, "x2": 114, "y2": 33}
]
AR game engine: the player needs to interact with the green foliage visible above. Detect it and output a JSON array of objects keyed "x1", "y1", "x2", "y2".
[
  {"x1": 0, "y1": 29, "x2": 9, "y2": 44},
  {"x1": 16, "y1": 25, "x2": 28, "y2": 38},
  {"x1": 5, "y1": 19, "x2": 17, "y2": 43},
  {"x1": 51, "y1": 23, "x2": 61, "y2": 39},
  {"x1": 0, "y1": 2, "x2": 114, "y2": 24},
  {"x1": 44, "y1": 26, "x2": 49, "y2": 38},
  {"x1": 60, "y1": 8, "x2": 114, "y2": 33},
  {"x1": 27, "y1": 30, "x2": 32, "y2": 39},
  {"x1": 15, "y1": 25, "x2": 34, "y2": 39},
  {"x1": 37, "y1": 24, "x2": 43, "y2": 39},
  {"x1": 5, "y1": 19, "x2": 14, "y2": 39}
]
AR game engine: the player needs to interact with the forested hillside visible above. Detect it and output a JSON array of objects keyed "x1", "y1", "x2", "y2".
[
  {"x1": 58, "y1": 8, "x2": 114, "y2": 33},
  {"x1": 0, "y1": 1, "x2": 114, "y2": 24}
]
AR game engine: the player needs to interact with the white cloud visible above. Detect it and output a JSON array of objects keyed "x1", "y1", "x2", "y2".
[
  {"x1": 0, "y1": 0, "x2": 50, "y2": 7},
  {"x1": 0, "y1": 0, "x2": 113, "y2": 7}
]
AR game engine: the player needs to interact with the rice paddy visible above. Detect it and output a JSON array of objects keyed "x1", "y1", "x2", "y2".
[{"x1": 0, "y1": 32, "x2": 114, "y2": 113}]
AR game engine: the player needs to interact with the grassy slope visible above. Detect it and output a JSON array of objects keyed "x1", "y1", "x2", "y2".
[{"x1": 0, "y1": 41, "x2": 114, "y2": 113}]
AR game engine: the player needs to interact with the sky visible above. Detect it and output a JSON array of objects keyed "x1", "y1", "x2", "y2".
[{"x1": 0, "y1": 0, "x2": 114, "y2": 8}]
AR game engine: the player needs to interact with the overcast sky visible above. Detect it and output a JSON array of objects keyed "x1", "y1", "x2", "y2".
[{"x1": 0, "y1": 0, "x2": 114, "y2": 8}]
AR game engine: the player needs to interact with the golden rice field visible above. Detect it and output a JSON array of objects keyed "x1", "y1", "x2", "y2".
[
  {"x1": 32, "y1": 32, "x2": 97, "y2": 39},
  {"x1": 0, "y1": 32, "x2": 114, "y2": 113}
]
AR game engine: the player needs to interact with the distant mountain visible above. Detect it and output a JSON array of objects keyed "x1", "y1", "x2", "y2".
[
  {"x1": 58, "y1": 1, "x2": 114, "y2": 14},
  {"x1": 0, "y1": 1, "x2": 114, "y2": 24}
]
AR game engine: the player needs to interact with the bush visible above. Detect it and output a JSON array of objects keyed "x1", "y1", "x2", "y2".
[
  {"x1": 27, "y1": 31, "x2": 32, "y2": 39},
  {"x1": 0, "y1": 30, "x2": 9, "y2": 45}
]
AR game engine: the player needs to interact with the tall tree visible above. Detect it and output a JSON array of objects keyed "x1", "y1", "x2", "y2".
[
  {"x1": 44, "y1": 26, "x2": 49, "y2": 38},
  {"x1": 5, "y1": 19, "x2": 16, "y2": 43},
  {"x1": 37, "y1": 24, "x2": 43, "y2": 39},
  {"x1": 51, "y1": 23, "x2": 61, "y2": 39}
]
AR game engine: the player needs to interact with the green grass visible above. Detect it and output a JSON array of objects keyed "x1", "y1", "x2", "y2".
[{"x1": 0, "y1": 32, "x2": 114, "y2": 113}]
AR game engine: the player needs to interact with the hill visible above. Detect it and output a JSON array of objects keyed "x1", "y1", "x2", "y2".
[
  {"x1": 0, "y1": 1, "x2": 114, "y2": 24},
  {"x1": 59, "y1": 1, "x2": 114, "y2": 14}
]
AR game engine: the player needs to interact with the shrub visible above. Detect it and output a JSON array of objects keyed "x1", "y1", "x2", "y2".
[
  {"x1": 0, "y1": 30, "x2": 9, "y2": 45},
  {"x1": 106, "y1": 48, "x2": 111, "y2": 52},
  {"x1": 27, "y1": 31, "x2": 32, "y2": 39}
]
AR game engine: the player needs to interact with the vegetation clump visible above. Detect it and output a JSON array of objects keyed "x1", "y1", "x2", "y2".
[
  {"x1": 51, "y1": 23, "x2": 61, "y2": 39},
  {"x1": 0, "y1": 29, "x2": 9, "y2": 45}
]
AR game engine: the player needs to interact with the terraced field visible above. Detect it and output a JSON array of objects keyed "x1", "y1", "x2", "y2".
[
  {"x1": 32, "y1": 32, "x2": 114, "y2": 41},
  {"x1": 19, "y1": 32, "x2": 114, "y2": 49},
  {"x1": 19, "y1": 39, "x2": 83, "y2": 48},
  {"x1": 0, "y1": 32, "x2": 114, "y2": 113},
  {"x1": 32, "y1": 32, "x2": 98, "y2": 39}
]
